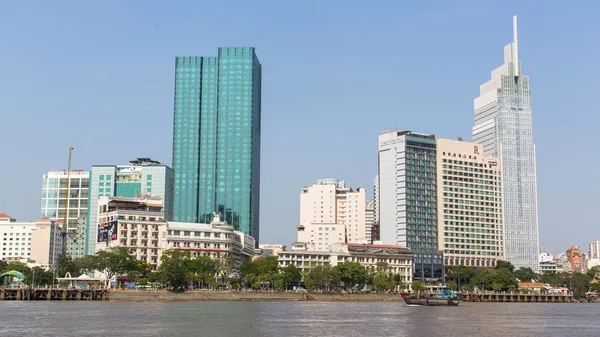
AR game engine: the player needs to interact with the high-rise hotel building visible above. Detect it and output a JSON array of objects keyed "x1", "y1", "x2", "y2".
[
  {"x1": 378, "y1": 130, "x2": 443, "y2": 281},
  {"x1": 436, "y1": 139, "x2": 504, "y2": 268},
  {"x1": 472, "y1": 16, "x2": 539, "y2": 270},
  {"x1": 172, "y1": 48, "x2": 262, "y2": 243}
]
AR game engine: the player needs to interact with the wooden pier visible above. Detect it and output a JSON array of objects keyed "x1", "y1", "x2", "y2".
[
  {"x1": 0, "y1": 288, "x2": 109, "y2": 301},
  {"x1": 462, "y1": 292, "x2": 573, "y2": 303}
]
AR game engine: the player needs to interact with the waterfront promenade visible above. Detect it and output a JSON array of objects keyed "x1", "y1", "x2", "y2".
[{"x1": 0, "y1": 287, "x2": 108, "y2": 301}]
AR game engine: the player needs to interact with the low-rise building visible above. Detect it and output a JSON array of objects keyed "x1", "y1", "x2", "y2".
[
  {"x1": 278, "y1": 243, "x2": 413, "y2": 284},
  {"x1": 566, "y1": 246, "x2": 583, "y2": 273},
  {"x1": 539, "y1": 252, "x2": 557, "y2": 273},
  {"x1": 166, "y1": 215, "x2": 255, "y2": 268},
  {"x1": 0, "y1": 213, "x2": 64, "y2": 268},
  {"x1": 95, "y1": 197, "x2": 255, "y2": 270},
  {"x1": 259, "y1": 244, "x2": 286, "y2": 257}
]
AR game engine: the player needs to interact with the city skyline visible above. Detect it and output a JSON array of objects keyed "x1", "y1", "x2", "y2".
[{"x1": 1, "y1": 1, "x2": 598, "y2": 254}]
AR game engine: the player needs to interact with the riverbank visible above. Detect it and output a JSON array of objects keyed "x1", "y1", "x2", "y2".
[{"x1": 108, "y1": 290, "x2": 407, "y2": 302}]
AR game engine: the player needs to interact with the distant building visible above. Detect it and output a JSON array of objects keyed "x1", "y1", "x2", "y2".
[
  {"x1": 590, "y1": 240, "x2": 600, "y2": 259},
  {"x1": 365, "y1": 200, "x2": 375, "y2": 244},
  {"x1": 259, "y1": 244, "x2": 286, "y2": 257},
  {"x1": 86, "y1": 158, "x2": 174, "y2": 255},
  {"x1": 436, "y1": 138, "x2": 504, "y2": 268},
  {"x1": 65, "y1": 218, "x2": 87, "y2": 259},
  {"x1": 278, "y1": 243, "x2": 413, "y2": 284},
  {"x1": 0, "y1": 213, "x2": 64, "y2": 268},
  {"x1": 41, "y1": 170, "x2": 89, "y2": 227},
  {"x1": 372, "y1": 176, "x2": 380, "y2": 243},
  {"x1": 298, "y1": 179, "x2": 367, "y2": 248},
  {"x1": 378, "y1": 129, "x2": 443, "y2": 282},
  {"x1": 539, "y1": 252, "x2": 557, "y2": 273},
  {"x1": 30, "y1": 217, "x2": 65, "y2": 269},
  {"x1": 566, "y1": 246, "x2": 583, "y2": 273}
]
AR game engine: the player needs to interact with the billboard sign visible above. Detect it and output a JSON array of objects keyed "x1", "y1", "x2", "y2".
[{"x1": 98, "y1": 221, "x2": 117, "y2": 242}]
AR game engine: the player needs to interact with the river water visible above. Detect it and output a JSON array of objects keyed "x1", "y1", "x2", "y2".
[{"x1": 0, "y1": 301, "x2": 598, "y2": 336}]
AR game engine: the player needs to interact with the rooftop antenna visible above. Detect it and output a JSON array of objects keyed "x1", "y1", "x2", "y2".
[{"x1": 513, "y1": 15, "x2": 519, "y2": 77}]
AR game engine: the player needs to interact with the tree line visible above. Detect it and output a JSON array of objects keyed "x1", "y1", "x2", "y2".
[{"x1": 446, "y1": 260, "x2": 600, "y2": 299}]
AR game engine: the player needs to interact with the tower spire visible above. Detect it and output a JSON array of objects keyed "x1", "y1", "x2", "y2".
[{"x1": 513, "y1": 15, "x2": 519, "y2": 77}]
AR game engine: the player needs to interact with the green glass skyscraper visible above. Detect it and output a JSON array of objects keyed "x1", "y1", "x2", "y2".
[{"x1": 172, "y1": 47, "x2": 261, "y2": 243}]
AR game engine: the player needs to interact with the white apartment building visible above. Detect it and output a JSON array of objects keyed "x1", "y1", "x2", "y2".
[
  {"x1": 298, "y1": 179, "x2": 367, "y2": 249},
  {"x1": 436, "y1": 138, "x2": 504, "y2": 268},
  {"x1": 278, "y1": 243, "x2": 413, "y2": 284},
  {"x1": 0, "y1": 213, "x2": 64, "y2": 268}
]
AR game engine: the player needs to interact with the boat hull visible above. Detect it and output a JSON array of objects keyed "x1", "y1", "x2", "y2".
[{"x1": 403, "y1": 297, "x2": 460, "y2": 306}]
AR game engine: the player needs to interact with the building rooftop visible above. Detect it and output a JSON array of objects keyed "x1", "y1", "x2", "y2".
[
  {"x1": 344, "y1": 243, "x2": 406, "y2": 249},
  {"x1": 129, "y1": 158, "x2": 162, "y2": 166},
  {"x1": 0, "y1": 213, "x2": 11, "y2": 218},
  {"x1": 518, "y1": 282, "x2": 548, "y2": 288}
]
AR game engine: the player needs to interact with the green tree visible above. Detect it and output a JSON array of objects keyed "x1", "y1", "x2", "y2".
[
  {"x1": 55, "y1": 253, "x2": 78, "y2": 277},
  {"x1": 372, "y1": 273, "x2": 395, "y2": 291},
  {"x1": 447, "y1": 265, "x2": 475, "y2": 285},
  {"x1": 495, "y1": 268, "x2": 518, "y2": 291},
  {"x1": 189, "y1": 256, "x2": 216, "y2": 288},
  {"x1": 73, "y1": 255, "x2": 99, "y2": 275},
  {"x1": 568, "y1": 273, "x2": 592, "y2": 299},
  {"x1": 587, "y1": 266, "x2": 600, "y2": 279},
  {"x1": 471, "y1": 270, "x2": 495, "y2": 291},
  {"x1": 514, "y1": 267, "x2": 538, "y2": 282},
  {"x1": 215, "y1": 256, "x2": 236, "y2": 287},
  {"x1": 281, "y1": 264, "x2": 302, "y2": 289},
  {"x1": 492, "y1": 282, "x2": 504, "y2": 292},
  {"x1": 96, "y1": 247, "x2": 138, "y2": 287},
  {"x1": 447, "y1": 281, "x2": 457, "y2": 291},
  {"x1": 411, "y1": 281, "x2": 428, "y2": 292},
  {"x1": 495, "y1": 260, "x2": 515, "y2": 272},
  {"x1": 331, "y1": 262, "x2": 367, "y2": 290},
  {"x1": 157, "y1": 250, "x2": 192, "y2": 289},
  {"x1": 255, "y1": 256, "x2": 279, "y2": 290},
  {"x1": 308, "y1": 264, "x2": 333, "y2": 290}
]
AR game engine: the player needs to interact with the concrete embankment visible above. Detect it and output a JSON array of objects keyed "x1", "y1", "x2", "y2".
[{"x1": 108, "y1": 290, "x2": 406, "y2": 302}]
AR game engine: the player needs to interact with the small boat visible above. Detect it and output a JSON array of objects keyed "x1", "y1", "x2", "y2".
[{"x1": 401, "y1": 288, "x2": 460, "y2": 306}]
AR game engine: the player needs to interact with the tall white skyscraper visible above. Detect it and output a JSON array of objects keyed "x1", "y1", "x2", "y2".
[{"x1": 473, "y1": 16, "x2": 540, "y2": 271}]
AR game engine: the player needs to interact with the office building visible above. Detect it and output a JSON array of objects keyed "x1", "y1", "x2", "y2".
[
  {"x1": 278, "y1": 243, "x2": 413, "y2": 284},
  {"x1": 86, "y1": 158, "x2": 173, "y2": 255},
  {"x1": 172, "y1": 48, "x2": 262, "y2": 243},
  {"x1": 297, "y1": 179, "x2": 367, "y2": 249},
  {"x1": 0, "y1": 213, "x2": 64, "y2": 268},
  {"x1": 378, "y1": 129, "x2": 443, "y2": 282},
  {"x1": 365, "y1": 200, "x2": 375, "y2": 244},
  {"x1": 436, "y1": 138, "x2": 504, "y2": 268},
  {"x1": 372, "y1": 176, "x2": 380, "y2": 242},
  {"x1": 472, "y1": 16, "x2": 540, "y2": 271},
  {"x1": 41, "y1": 170, "x2": 89, "y2": 226}
]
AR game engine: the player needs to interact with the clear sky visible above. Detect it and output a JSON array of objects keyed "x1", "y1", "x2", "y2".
[{"x1": 0, "y1": 0, "x2": 598, "y2": 255}]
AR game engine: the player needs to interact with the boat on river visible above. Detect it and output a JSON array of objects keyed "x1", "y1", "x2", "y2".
[{"x1": 401, "y1": 288, "x2": 460, "y2": 306}]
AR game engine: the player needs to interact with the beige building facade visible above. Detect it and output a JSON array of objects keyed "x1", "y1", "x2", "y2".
[
  {"x1": 298, "y1": 179, "x2": 367, "y2": 248},
  {"x1": 278, "y1": 243, "x2": 413, "y2": 284},
  {"x1": 436, "y1": 138, "x2": 504, "y2": 268}
]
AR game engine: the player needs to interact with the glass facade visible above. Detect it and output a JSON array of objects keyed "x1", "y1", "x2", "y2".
[
  {"x1": 473, "y1": 21, "x2": 539, "y2": 271},
  {"x1": 172, "y1": 48, "x2": 261, "y2": 243},
  {"x1": 378, "y1": 130, "x2": 443, "y2": 282}
]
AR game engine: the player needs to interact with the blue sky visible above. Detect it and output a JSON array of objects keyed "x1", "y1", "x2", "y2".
[{"x1": 0, "y1": 0, "x2": 598, "y2": 255}]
